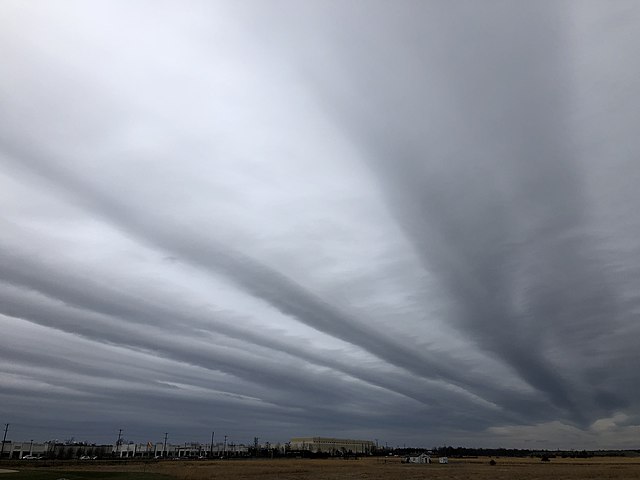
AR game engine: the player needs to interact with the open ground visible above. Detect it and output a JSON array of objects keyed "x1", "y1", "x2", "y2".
[{"x1": 3, "y1": 456, "x2": 640, "y2": 480}]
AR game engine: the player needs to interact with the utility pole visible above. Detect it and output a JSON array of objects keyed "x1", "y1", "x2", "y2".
[
  {"x1": 1, "y1": 424, "x2": 9, "y2": 459},
  {"x1": 210, "y1": 432, "x2": 214, "y2": 458},
  {"x1": 29, "y1": 440, "x2": 33, "y2": 456},
  {"x1": 254, "y1": 437, "x2": 259, "y2": 457},
  {"x1": 115, "y1": 429, "x2": 122, "y2": 458},
  {"x1": 163, "y1": 433, "x2": 168, "y2": 458},
  {"x1": 223, "y1": 435, "x2": 227, "y2": 457}
]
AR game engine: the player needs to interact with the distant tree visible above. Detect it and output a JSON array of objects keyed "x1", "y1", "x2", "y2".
[
  {"x1": 489, "y1": 459, "x2": 496, "y2": 466},
  {"x1": 541, "y1": 455, "x2": 550, "y2": 462}
]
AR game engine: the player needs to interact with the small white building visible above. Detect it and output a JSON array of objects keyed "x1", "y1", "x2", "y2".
[
  {"x1": 405, "y1": 453, "x2": 431, "y2": 464},
  {"x1": 439, "y1": 456, "x2": 448, "y2": 464}
]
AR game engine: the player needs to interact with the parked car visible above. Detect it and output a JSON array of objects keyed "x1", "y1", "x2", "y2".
[{"x1": 21, "y1": 455, "x2": 38, "y2": 460}]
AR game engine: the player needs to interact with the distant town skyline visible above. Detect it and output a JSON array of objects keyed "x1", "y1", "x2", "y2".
[{"x1": 1, "y1": 0, "x2": 640, "y2": 450}]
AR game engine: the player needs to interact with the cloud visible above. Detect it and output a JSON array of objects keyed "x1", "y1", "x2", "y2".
[{"x1": 1, "y1": 0, "x2": 640, "y2": 448}]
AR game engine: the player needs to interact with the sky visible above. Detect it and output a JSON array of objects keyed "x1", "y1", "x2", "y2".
[{"x1": 1, "y1": 0, "x2": 640, "y2": 450}]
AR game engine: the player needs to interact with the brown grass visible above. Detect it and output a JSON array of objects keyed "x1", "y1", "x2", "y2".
[{"x1": 33, "y1": 456, "x2": 640, "y2": 480}]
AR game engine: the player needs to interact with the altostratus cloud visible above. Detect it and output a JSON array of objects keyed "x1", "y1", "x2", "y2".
[{"x1": 1, "y1": 0, "x2": 640, "y2": 448}]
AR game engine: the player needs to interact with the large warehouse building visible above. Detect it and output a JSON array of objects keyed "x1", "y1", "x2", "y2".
[{"x1": 290, "y1": 437, "x2": 375, "y2": 454}]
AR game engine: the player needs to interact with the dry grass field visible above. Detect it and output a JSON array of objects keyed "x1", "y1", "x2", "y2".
[{"x1": 13, "y1": 456, "x2": 640, "y2": 480}]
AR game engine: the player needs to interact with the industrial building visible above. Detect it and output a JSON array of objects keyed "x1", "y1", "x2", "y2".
[
  {"x1": 115, "y1": 441, "x2": 248, "y2": 458},
  {"x1": 0, "y1": 441, "x2": 247, "y2": 459},
  {"x1": 0, "y1": 441, "x2": 48, "y2": 459},
  {"x1": 290, "y1": 437, "x2": 375, "y2": 454},
  {"x1": 0, "y1": 441, "x2": 112, "y2": 459}
]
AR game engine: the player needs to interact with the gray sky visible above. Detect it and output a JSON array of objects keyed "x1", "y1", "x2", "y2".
[{"x1": 1, "y1": 0, "x2": 640, "y2": 449}]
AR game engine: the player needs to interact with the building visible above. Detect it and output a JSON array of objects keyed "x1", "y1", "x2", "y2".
[
  {"x1": 290, "y1": 437, "x2": 374, "y2": 454},
  {"x1": 404, "y1": 453, "x2": 431, "y2": 464},
  {"x1": 1, "y1": 441, "x2": 48, "y2": 459},
  {"x1": 115, "y1": 442, "x2": 168, "y2": 458},
  {"x1": 114, "y1": 441, "x2": 248, "y2": 458},
  {"x1": 0, "y1": 442, "x2": 112, "y2": 459},
  {"x1": 52, "y1": 443, "x2": 113, "y2": 459},
  {"x1": 174, "y1": 442, "x2": 247, "y2": 458},
  {"x1": 1, "y1": 439, "x2": 251, "y2": 460}
]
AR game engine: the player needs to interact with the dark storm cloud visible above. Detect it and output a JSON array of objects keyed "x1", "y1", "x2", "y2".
[
  {"x1": 0, "y1": 227, "x2": 523, "y2": 433},
  {"x1": 301, "y1": 2, "x2": 604, "y2": 419},
  {"x1": 0, "y1": 265, "x2": 424, "y2": 416},
  {"x1": 1, "y1": 0, "x2": 640, "y2": 449},
  {"x1": 0, "y1": 147, "x2": 547, "y2": 420},
  {"x1": 247, "y1": 0, "x2": 640, "y2": 422}
]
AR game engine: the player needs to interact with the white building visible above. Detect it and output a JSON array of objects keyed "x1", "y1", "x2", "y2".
[
  {"x1": 2, "y1": 441, "x2": 48, "y2": 459},
  {"x1": 114, "y1": 441, "x2": 248, "y2": 458},
  {"x1": 290, "y1": 437, "x2": 374, "y2": 454},
  {"x1": 405, "y1": 453, "x2": 431, "y2": 464}
]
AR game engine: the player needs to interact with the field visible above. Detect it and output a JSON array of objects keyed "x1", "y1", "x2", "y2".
[{"x1": 4, "y1": 456, "x2": 640, "y2": 480}]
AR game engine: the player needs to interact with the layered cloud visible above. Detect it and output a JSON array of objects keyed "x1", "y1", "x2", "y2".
[{"x1": 1, "y1": 0, "x2": 640, "y2": 448}]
